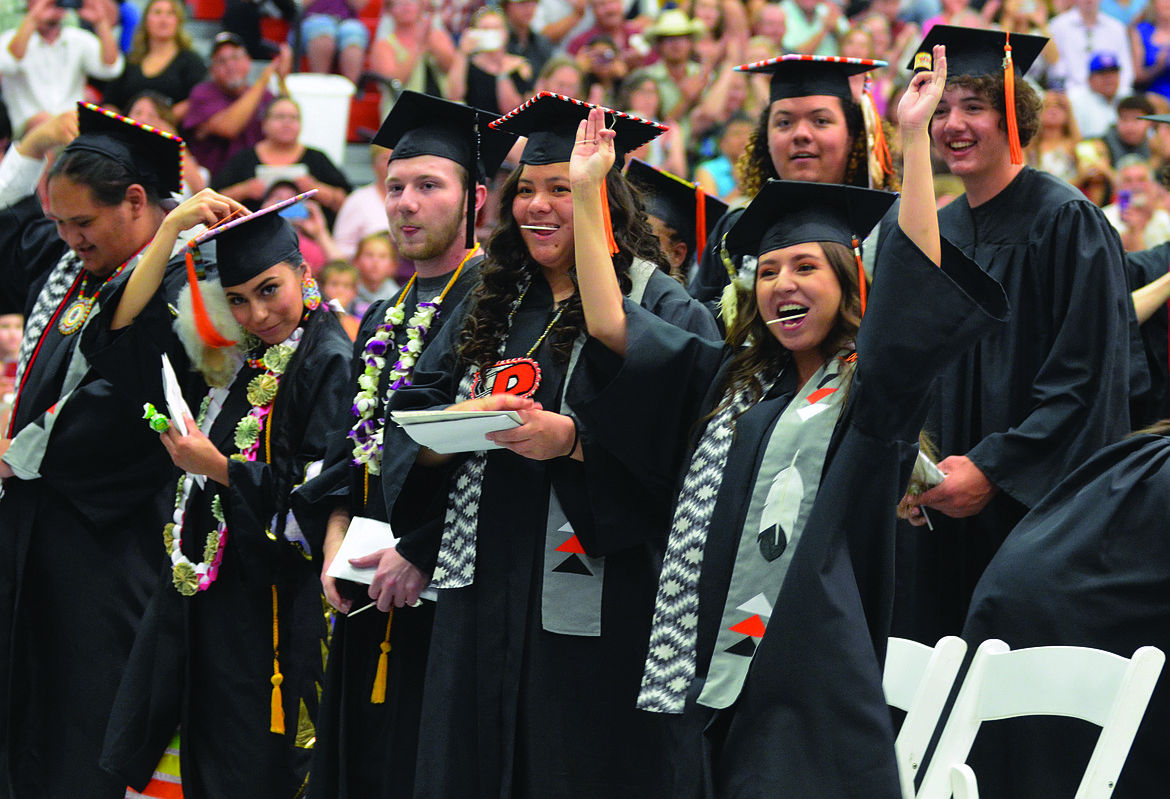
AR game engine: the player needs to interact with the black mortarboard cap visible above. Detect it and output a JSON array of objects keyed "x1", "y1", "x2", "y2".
[
  {"x1": 189, "y1": 190, "x2": 310, "y2": 287},
  {"x1": 372, "y1": 91, "x2": 517, "y2": 247},
  {"x1": 491, "y1": 92, "x2": 667, "y2": 165},
  {"x1": 725, "y1": 180, "x2": 894, "y2": 258},
  {"x1": 908, "y1": 25, "x2": 1047, "y2": 78},
  {"x1": 67, "y1": 102, "x2": 184, "y2": 196},
  {"x1": 735, "y1": 55, "x2": 885, "y2": 104},
  {"x1": 1142, "y1": 113, "x2": 1170, "y2": 124},
  {"x1": 626, "y1": 158, "x2": 728, "y2": 259}
]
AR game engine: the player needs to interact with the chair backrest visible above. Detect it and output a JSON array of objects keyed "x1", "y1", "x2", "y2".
[
  {"x1": 883, "y1": 636, "x2": 969, "y2": 799},
  {"x1": 916, "y1": 639, "x2": 1166, "y2": 799}
]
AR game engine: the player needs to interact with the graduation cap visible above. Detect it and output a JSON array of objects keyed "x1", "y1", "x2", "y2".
[
  {"x1": 1141, "y1": 113, "x2": 1170, "y2": 124},
  {"x1": 734, "y1": 54, "x2": 886, "y2": 104},
  {"x1": 184, "y1": 190, "x2": 315, "y2": 347},
  {"x1": 372, "y1": 91, "x2": 518, "y2": 247},
  {"x1": 65, "y1": 102, "x2": 185, "y2": 196},
  {"x1": 909, "y1": 25, "x2": 1048, "y2": 165},
  {"x1": 626, "y1": 158, "x2": 728, "y2": 261},
  {"x1": 726, "y1": 180, "x2": 895, "y2": 314},
  {"x1": 490, "y1": 92, "x2": 667, "y2": 166}
]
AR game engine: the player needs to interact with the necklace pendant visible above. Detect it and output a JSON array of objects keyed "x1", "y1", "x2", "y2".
[
  {"x1": 58, "y1": 296, "x2": 95, "y2": 336},
  {"x1": 471, "y1": 357, "x2": 542, "y2": 399}
]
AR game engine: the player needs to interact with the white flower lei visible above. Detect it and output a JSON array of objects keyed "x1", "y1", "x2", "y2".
[{"x1": 166, "y1": 329, "x2": 303, "y2": 596}]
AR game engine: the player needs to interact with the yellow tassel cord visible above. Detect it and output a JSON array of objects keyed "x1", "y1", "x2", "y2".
[
  {"x1": 371, "y1": 607, "x2": 394, "y2": 704},
  {"x1": 864, "y1": 76, "x2": 894, "y2": 181},
  {"x1": 1003, "y1": 33, "x2": 1024, "y2": 165},
  {"x1": 271, "y1": 585, "x2": 285, "y2": 734},
  {"x1": 853, "y1": 236, "x2": 868, "y2": 317}
]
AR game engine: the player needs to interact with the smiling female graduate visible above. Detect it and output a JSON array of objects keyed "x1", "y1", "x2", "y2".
[
  {"x1": 565, "y1": 47, "x2": 1008, "y2": 798},
  {"x1": 83, "y1": 191, "x2": 353, "y2": 798}
]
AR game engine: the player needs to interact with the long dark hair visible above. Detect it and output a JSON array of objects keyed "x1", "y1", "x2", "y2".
[
  {"x1": 457, "y1": 164, "x2": 668, "y2": 372},
  {"x1": 47, "y1": 148, "x2": 169, "y2": 207}
]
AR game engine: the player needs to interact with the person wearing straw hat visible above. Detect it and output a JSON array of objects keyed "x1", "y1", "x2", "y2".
[
  {"x1": 292, "y1": 91, "x2": 517, "y2": 799},
  {"x1": 0, "y1": 102, "x2": 193, "y2": 799},
  {"x1": 377, "y1": 91, "x2": 717, "y2": 798},
  {"x1": 896, "y1": 26, "x2": 1137, "y2": 644},
  {"x1": 88, "y1": 189, "x2": 352, "y2": 799},
  {"x1": 634, "y1": 4, "x2": 708, "y2": 121},
  {"x1": 568, "y1": 46, "x2": 1007, "y2": 798}
]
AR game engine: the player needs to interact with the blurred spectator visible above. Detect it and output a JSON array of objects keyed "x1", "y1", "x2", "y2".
[
  {"x1": 621, "y1": 72, "x2": 686, "y2": 174},
  {"x1": 368, "y1": 0, "x2": 456, "y2": 115},
  {"x1": 861, "y1": 0, "x2": 921, "y2": 66},
  {"x1": 1104, "y1": 93, "x2": 1155, "y2": 164},
  {"x1": 0, "y1": 0, "x2": 122, "y2": 134},
  {"x1": 448, "y1": 5, "x2": 529, "y2": 114},
  {"x1": 351, "y1": 231, "x2": 398, "y2": 318},
  {"x1": 693, "y1": 111, "x2": 752, "y2": 201},
  {"x1": 223, "y1": 0, "x2": 298, "y2": 60},
  {"x1": 923, "y1": 0, "x2": 987, "y2": 33},
  {"x1": 841, "y1": 25, "x2": 894, "y2": 116},
  {"x1": 576, "y1": 33, "x2": 627, "y2": 105},
  {"x1": 125, "y1": 89, "x2": 208, "y2": 194},
  {"x1": 1104, "y1": 154, "x2": 1170, "y2": 249},
  {"x1": 567, "y1": 0, "x2": 651, "y2": 71},
  {"x1": 333, "y1": 143, "x2": 391, "y2": 258},
  {"x1": 300, "y1": 0, "x2": 371, "y2": 84},
  {"x1": 1049, "y1": 0, "x2": 1134, "y2": 94},
  {"x1": 319, "y1": 259, "x2": 362, "y2": 338},
  {"x1": 100, "y1": 0, "x2": 205, "y2": 119},
  {"x1": 1073, "y1": 137, "x2": 1116, "y2": 205},
  {"x1": 533, "y1": 0, "x2": 592, "y2": 46},
  {"x1": 1028, "y1": 89, "x2": 1081, "y2": 184},
  {"x1": 212, "y1": 95, "x2": 352, "y2": 223},
  {"x1": 182, "y1": 33, "x2": 290, "y2": 179},
  {"x1": 688, "y1": 0, "x2": 748, "y2": 67},
  {"x1": 1132, "y1": 0, "x2": 1170, "y2": 100},
  {"x1": 535, "y1": 53, "x2": 585, "y2": 96},
  {"x1": 779, "y1": 0, "x2": 847, "y2": 56},
  {"x1": 1101, "y1": 0, "x2": 1148, "y2": 24},
  {"x1": 262, "y1": 180, "x2": 344, "y2": 272},
  {"x1": 992, "y1": 0, "x2": 1061, "y2": 81},
  {"x1": 636, "y1": 6, "x2": 707, "y2": 121},
  {"x1": 503, "y1": 0, "x2": 554, "y2": 83},
  {"x1": 0, "y1": 313, "x2": 21, "y2": 436},
  {"x1": 1068, "y1": 51, "x2": 1122, "y2": 136},
  {"x1": 751, "y1": 1, "x2": 787, "y2": 49},
  {"x1": 934, "y1": 173, "x2": 964, "y2": 207}
]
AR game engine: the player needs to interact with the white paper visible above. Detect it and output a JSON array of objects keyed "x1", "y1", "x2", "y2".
[
  {"x1": 161, "y1": 354, "x2": 203, "y2": 489},
  {"x1": 391, "y1": 409, "x2": 523, "y2": 454},
  {"x1": 912, "y1": 450, "x2": 946, "y2": 489},
  {"x1": 326, "y1": 516, "x2": 437, "y2": 602}
]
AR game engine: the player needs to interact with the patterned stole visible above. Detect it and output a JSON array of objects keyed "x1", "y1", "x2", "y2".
[{"x1": 13, "y1": 251, "x2": 83, "y2": 405}]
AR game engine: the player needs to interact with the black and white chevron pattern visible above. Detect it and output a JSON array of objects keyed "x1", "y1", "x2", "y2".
[
  {"x1": 432, "y1": 368, "x2": 484, "y2": 589},
  {"x1": 15, "y1": 252, "x2": 83, "y2": 393}
]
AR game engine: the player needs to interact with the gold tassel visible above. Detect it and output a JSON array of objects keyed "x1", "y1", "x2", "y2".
[
  {"x1": 1003, "y1": 32, "x2": 1024, "y2": 165},
  {"x1": 271, "y1": 585, "x2": 285, "y2": 734},
  {"x1": 371, "y1": 608, "x2": 394, "y2": 704}
]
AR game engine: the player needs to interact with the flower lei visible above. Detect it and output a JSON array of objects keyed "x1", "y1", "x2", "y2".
[
  {"x1": 348, "y1": 246, "x2": 478, "y2": 474},
  {"x1": 166, "y1": 329, "x2": 303, "y2": 596}
]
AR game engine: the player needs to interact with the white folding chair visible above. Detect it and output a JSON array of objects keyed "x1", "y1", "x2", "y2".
[
  {"x1": 883, "y1": 636, "x2": 969, "y2": 799},
  {"x1": 916, "y1": 639, "x2": 1165, "y2": 799}
]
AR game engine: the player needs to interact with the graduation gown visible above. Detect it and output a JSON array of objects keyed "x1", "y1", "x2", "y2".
[
  {"x1": 293, "y1": 260, "x2": 483, "y2": 799},
  {"x1": 1126, "y1": 243, "x2": 1169, "y2": 428},
  {"x1": 0, "y1": 200, "x2": 187, "y2": 799},
  {"x1": 890, "y1": 166, "x2": 1135, "y2": 643},
  {"x1": 90, "y1": 294, "x2": 351, "y2": 799},
  {"x1": 379, "y1": 266, "x2": 718, "y2": 799},
  {"x1": 569, "y1": 228, "x2": 1007, "y2": 799},
  {"x1": 961, "y1": 432, "x2": 1170, "y2": 799}
]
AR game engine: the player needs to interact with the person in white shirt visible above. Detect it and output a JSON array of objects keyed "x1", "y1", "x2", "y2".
[
  {"x1": 1049, "y1": 0, "x2": 1133, "y2": 94},
  {"x1": 1067, "y1": 51, "x2": 1121, "y2": 137},
  {"x1": 1104, "y1": 154, "x2": 1170, "y2": 250}
]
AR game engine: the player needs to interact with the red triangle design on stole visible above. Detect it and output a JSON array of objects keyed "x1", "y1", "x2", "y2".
[
  {"x1": 806, "y1": 387, "x2": 837, "y2": 404},
  {"x1": 556, "y1": 535, "x2": 586, "y2": 554},
  {"x1": 729, "y1": 615, "x2": 767, "y2": 638}
]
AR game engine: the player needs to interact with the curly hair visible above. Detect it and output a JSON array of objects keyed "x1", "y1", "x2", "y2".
[
  {"x1": 458, "y1": 165, "x2": 669, "y2": 372},
  {"x1": 715, "y1": 240, "x2": 863, "y2": 417},
  {"x1": 940, "y1": 73, "x2": 1042, "y2": 148},
  {"x1": 737, "y1": 96, "x2": 898, "y2": 197}
]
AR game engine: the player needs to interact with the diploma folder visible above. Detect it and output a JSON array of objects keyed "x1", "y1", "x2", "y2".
[
  {"x1": 326, "y1": 516, "x2": 437, "y2": 603},
  {"x1": 390, "y1": 409, "x2": 523, "y2": 454}
]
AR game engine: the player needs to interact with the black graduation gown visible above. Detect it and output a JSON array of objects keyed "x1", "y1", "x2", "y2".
[
  {"x1": 1126, "y1": 243, "x2": 1169, "y2": 428},
  {"x1": 89, "y1": 296, "x2": 352, "y2": 799},
  {"x1": 890, "y1": 166, "x2": 1135, "y2": 644},
  {"x1": 960, "y1": 432, "x2": 1170, "y2": 799},
  {"x1": 293, "y1": 260, "x2": 483, "y2": 799},
  {"x1": 379, "y1": 267, "x2": 718, "y2": 799},
  {"x1": 569, "y1": 228, "x2": 1007, "y2": 799},
  {"x1": 0, "y1": 201, "x2": 187, "y2": 799}
]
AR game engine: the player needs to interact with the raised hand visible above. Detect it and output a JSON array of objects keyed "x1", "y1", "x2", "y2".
[
  {"x1": 898, "y1": 44, "x2": 947, "y2": 135},
  {"x1": 164, "y1": 189, "x2": 247, "y2": 235},
  {"x1": 569, "y1": 105, "x2": 616, "y2": 189}
]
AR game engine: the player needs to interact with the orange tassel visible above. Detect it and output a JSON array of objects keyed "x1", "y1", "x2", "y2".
[
  {"x1": 370, "y1": 608, "x2": 394, "y2": 704},
  {"x1": 1003, "y1": 33, "x2": 1024, "y2": 165},
  {"x1": 185, "y1": 248, "x2": 237, "y2": 348},
  {"x1": 600, "y1": 181, "x2": 619, "y2": 256},
  {"x1": 695, "y1": 187, "x2": 708, "y2": 258},
  {"x1": 854, "y1": 236, "x2": 868, "y2": 317},
  {"x1": 270, "y1": 586, "x2": 285, "y2": 734}
]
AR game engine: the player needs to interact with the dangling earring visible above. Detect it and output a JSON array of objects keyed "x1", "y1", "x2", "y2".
[{"x1": 302, "y1": 272, "x2": 322, "y2": 311}]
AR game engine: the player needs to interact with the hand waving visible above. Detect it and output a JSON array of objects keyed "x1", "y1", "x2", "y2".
[
  {"x1": 569, "y1": 105, "x2": 617, "y2": 189},
  {"x1": 898, "y1": 44, "x2": 947, "y2": 135}
]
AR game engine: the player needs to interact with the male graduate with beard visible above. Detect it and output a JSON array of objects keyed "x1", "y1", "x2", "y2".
[
  {"x1": 294, "y1": 91, "x2": 516, "y2": 799},
  {"x1": 895, "y1": 27, "x2": 1135, "y2": 642}
]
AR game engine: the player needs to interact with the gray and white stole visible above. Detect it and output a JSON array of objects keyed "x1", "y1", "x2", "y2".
[{"x1": 637, "y1": 353, "x2": 851, "y2": 713}]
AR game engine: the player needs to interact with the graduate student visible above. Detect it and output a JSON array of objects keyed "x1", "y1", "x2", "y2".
[
  {"x1": 960, "y1": 420, "x2": 1170, "y2": 799},
  {"x1": 91, "y1": 192, "x2": 352, "y2": 798},
  {"x1": 0, "y1": 103, "x2": 190, "y2": 799},
  {"x1": 567, "y1": 48, "x2": 1006, "y2": 798},
  {"x1": 379, "y1": 92, "x2": 719, "y2": 798},
  {"x1": 1127, "y1": 243, "x2": 1170, "y2": 428},
  {"x1": 688, "y1": 55, "x2": 898, "y2": 305},
  {"x1": 896, "y1": 26, "x2": 1136, "y2": 643},
  {"x1": 293, "y1": 92, "x2": 517, "y2": 799}
]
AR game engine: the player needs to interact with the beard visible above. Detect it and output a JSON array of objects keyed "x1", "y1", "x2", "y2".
[{"x1": 392, "y1": 199, "x2": 467, "y2": 262}]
